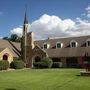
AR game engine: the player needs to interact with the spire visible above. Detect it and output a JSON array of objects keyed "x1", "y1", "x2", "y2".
[
  {"x1": 24, "y1": 11, "x2": 28, "y2": 24},
  {"x1": 24, "y1": 6, "x2": 28, "y2": 24}
]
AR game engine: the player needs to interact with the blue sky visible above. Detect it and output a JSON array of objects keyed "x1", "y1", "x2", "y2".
[{"x1": 0, "y1": 0, "x2": 90, "y2": 39}]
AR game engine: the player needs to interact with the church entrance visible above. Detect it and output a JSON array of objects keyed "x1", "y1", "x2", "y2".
[
  {"x1": 32, "y1": 56, "x2": 41, "y2": 68},
  {"x1": 34, "y1": 56, "x2": 41, "y2": 62}
]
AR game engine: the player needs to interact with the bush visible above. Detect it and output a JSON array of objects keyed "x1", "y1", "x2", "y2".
[
  {"x1": 41, "y1": 57, "x2": 53, "y2": 68},
  {"x1": 33, "y1": 57, "x2": 53, "y2": 68},
  {"x1": 10, "y1": 60, "x2": 24, "y2": 69},
  {"x1": 33, "y1": 62, "x2": 41, "y2": 68},
  {"x1": 0, "y1": 60, "x2": 9, "y2": 70},
  {"x1": 52, "y1": 62, "x2": 61, "y2": 68}
]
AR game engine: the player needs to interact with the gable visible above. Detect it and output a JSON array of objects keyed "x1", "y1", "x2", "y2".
[
  {"x1": 33, "y1": 45, "x2": 46, "y2": 54},
  {"x1": 32, "y1": 45, "x2": 48, "y2": 58},
  {"x1": 0, "y1": 48, "x2": 13, "y2": 57}
]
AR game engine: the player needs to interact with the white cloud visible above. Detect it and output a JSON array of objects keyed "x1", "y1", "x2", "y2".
[
  {"x1": 69, "y1": 17, "x2": 90, "y2": 36},
  {"x1": 85, "y1": 5, "x2": 90, "y2": 18},
  {"x1": 10, "y1": 27, "x2": 23, "y2": 37},
  {"x1": 10, "y1": 13, "x2": 90, "y2": 40},
  {"x1": 86, "y1": 5, "x2": 90, "y2": 11},
  {"x1": 87, "y1": 14, "x2": 90, "y2": 18},
  {"x1": 30, "y1": 14, "x2": 75, "y2": 39}
]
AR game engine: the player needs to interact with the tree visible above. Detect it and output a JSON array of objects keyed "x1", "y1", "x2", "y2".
[
  {"x1": 3, "y1": 34, "x2": 21, "y2": 42},
  {"x1": 3, "y1": 37, "x2": 9, "y2": 40},
  {"x1": 10, "y1": 34, "x2": 19, "y2": 42}
]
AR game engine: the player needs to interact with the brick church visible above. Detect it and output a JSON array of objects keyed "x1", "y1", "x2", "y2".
[{"x1": 21, "y1": 12, "x2": 90, "y2": 68}]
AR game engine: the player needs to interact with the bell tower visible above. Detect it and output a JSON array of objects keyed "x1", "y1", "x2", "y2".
[{"x1": 21, "y1": 9, "x2": 35, "y2": 68}]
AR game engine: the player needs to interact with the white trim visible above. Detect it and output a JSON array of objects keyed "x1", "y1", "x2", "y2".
[
  {"x1": 43, "y1": 43, "x2": 50, "y2": 49},
  {"x1": 70, "y1": 40, "x2": 78, "y2": 48},
  {"x1": 86, "y1": 39, "x2": 90, "y2": 47},
  {"x1": 56, "y1": 42, "x2": 63, "y2": 48}
]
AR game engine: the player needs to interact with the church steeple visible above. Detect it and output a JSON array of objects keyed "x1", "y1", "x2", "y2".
[
  {"x1": 21, "y1": 6, "x2": 35, "y2": 68},
  {"x1": 24, "y1": 11, "x2": 28, "y2": 24},
  {"x1": 21, "y1": 9, "x2": 29, "y2": 66},
  {"x1": 23, "y1": 10, "x2": 28, "y2": 37}
]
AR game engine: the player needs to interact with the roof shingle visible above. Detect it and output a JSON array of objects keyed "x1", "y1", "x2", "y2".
[{"x1": 0, "y1": 39, "x2": 21, "y2": 57}]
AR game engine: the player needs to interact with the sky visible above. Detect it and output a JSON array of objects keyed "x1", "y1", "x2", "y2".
[{"x1": 0, "y1": 0, "x2": 90, "y2": 40}]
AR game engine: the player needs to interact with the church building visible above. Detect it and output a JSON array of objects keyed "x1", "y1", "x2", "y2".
[
  {"x1": 0, "y1": 12, "x2": 90, "y2": 68},
  {"x1": 21, "y1": 12, "x2": 90, "y2": 68}
]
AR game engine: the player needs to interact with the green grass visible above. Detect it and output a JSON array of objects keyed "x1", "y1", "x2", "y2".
[{"x1": 0, "y1": 69, "x2": 90, "y2": 90}]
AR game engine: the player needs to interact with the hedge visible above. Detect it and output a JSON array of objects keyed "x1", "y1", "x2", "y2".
[
  {"x1": 0, "y1": 60, "x2": 9, "y2": 70},
  {"x1": 10, "y1": 60, "x2": 24, "y2": 69},
  {"x1": 33, "y1": 62, "x2": 41, "y2": 68},
  {"x1": 33, "y1": 57, "x2": 53, "y2": 68},
  {"x1": 52, "y1": 62, "x2": 61, "y2": 68}
]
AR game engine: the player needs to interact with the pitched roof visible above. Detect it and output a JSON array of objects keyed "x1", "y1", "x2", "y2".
[
  {"x1": 0, "y1": 48, "x2": 5, "y2": 52},
  {"x1": 33, "y1": 45, "x2": 46, "y2": 54},
  {"x1": 0, "y1": 39, "x2": 21, "y2": 57},
  {"x1": 35, "y1": 35, "x2": 90, "y2": 48},
  {"x1": 45, "y1": 47, "x2": 90, "y2": 57},
  {"x1": 1, "y1": 35, "x2": 90, "y2": 58},
  {"x1": 34, "y1": 35, "x2": 90, "y2": 57}
]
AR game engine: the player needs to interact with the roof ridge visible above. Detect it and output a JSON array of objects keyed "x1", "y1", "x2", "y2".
[{"x1": 35, "y1": 35, "x2": 90, "y2": 42}]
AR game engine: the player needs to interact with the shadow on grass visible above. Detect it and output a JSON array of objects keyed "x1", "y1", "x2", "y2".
[
  {"x1": 76, "y1": 75, "x2": 81, "y2": 76},
  {"x1": 5, "y1": 88, "x2": 17, "y2": 90}
]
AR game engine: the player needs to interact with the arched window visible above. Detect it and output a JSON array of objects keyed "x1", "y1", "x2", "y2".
[
  {"x1": 70, "y1": 40, "x2": 78, "y2": 48},
  {"x1": 86, "y1": 39, "x2": 90, "y2": 47},
  {"x1": 3, "y1": 54, "x2": 8, "y2": 60},
  {"x1": 56, "y1": 42, "x2": 63, "y2": 48},
  {"x1": 35, "y1": 56, "x2": 41, "y2": 62}
]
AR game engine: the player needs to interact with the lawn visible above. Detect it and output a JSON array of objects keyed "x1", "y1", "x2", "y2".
[{"x1": 0, "y1": 69, "x2": 90, "y2": 90}]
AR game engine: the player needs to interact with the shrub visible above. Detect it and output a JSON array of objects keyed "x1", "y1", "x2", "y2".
[
  {"x1": 10, "y1": 60, "x2": 24, "y2": 69},
  {"x1": 40, "y1": 57, "x2": 53, "y2": 68},
  {"x1": 33, "y1": 62, "x2": 41, "y2": 68},
  {"x1": 33, "y1": 57, "x2": 53, "y2": 68},
  {"x1": 0, "y1": 60, "x2": 9, "y2": 70},
  {"x1": 52, "y1": 62, "x2": 61, "y2": 68}
]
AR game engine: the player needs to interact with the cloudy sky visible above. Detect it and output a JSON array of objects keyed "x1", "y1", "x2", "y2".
[{"x1": 0, "y1": 0, "x2": 90, "y2": 40}]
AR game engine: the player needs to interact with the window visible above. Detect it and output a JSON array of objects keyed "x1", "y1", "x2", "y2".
[
  {"x1": 57, "y1": 43, "x2": 61, "y2": 48},
  {"x1": 71, "y1": 42, "x2": 76, "y2": 47},
  {"x1": 43, "y1": 43, "x2": 50, "y2": 49},
  {"x1": 70, "y1": 40, "x2": 78, "y2": 48},
  {"x1": 44, "y1": 43, "x2": 47, "y2": 49},
  {"x1": 3, "y1": 55, "x2": 8, "y2": 60},
  {"x1": 87, "y1": 39, "x2": 90, "y2": 46},
  {"x1": 56, "y1": 42, "x2": 63, "y2": 48},
  {"x1": 87, "y1": 41, "x2": 90, "y2": 46}
]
